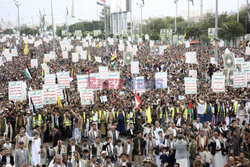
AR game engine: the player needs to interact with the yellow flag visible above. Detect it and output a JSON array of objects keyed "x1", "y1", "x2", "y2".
[
  {"x1": 146, "y1": 106, "x2": 152, "y2": 123},
  {"x1": 24, "y1": 43, "x2": 29, "y2": 55},
  {"x1": 212, "y1": 41, "x2": 215, "y2": 47},
  {"x1": 178, "y1": 40, "x2": 183, "y2": 45},
  {"x1": 57, "y1": 95, "x2": 63, "y2": 109},
  {"x1": 88, "y1": 53, "x2": 91, "y2": 61}
]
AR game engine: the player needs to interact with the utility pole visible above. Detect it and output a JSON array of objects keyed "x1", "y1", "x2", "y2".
[
  {"x1": 200, "y1": 0, "x2": 203, "y2": 21},
  {"x1": 215, "y1": 0, "x2": 218, "y2": 63},
  {"x1": 13, "y1": 0, "x2": 21, "y2": 38},
  {"x1": 188, "y1": 0, "x2": 190, "y2": 27},
  {"x1": 50, "y1": 0, "x2": 55, "y2": 50},
  {"x1": 136, "y1": 3, "x2": 144, "y2": 38}
]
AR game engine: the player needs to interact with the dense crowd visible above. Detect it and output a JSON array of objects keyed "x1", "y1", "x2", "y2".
[{"x1": 0, "y1": 35, "x2": 249, "y2": 167}]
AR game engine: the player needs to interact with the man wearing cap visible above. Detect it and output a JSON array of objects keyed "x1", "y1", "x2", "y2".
[{"x1": 15, "y1": 141, "x2": 29, "y2": 167}]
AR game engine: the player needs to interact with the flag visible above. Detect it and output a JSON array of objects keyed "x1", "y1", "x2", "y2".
[
  {"x1": 146, "y1": 106, "x2": 152, "y2": 123},
  {"x1": 41, "y1": 69, "x2": 45, "y2": 81},
  {"x1": 24, "y1": 63, "x2": 32, "y2": 80},
  {"x1": 111, "y1": 50, "x2": 117, "y2": 66},
  {"x1": 178, "y1": 40, "x2": 183, "y2": 45},
  {"x1": 24, "y1": 43, "x2": 29, "y2": 55},
  {"x1": 30, "y1": 97, "x2": 37, "y2": 113},
  {"x1": 181, "y1": 55, "x2": 184, "y2": 62},
  {"x1": 71, "y1": 68, "x2": 74, "y2": 79},
  {"x1": 88, "y1": 53, "x2": 91, "y2": 61},
  {"x1": 135, "y1": 90, "x2": 141, "y2": 110},
  {"x1": 188, "y1": 100, "x2": 194, "y2": 121},
  {"x1": 142, "y1": 0, "x2": 144, "y2": 5},
  {"x1": 57, "y1": 95, "x2": 63, "y2": 109}
]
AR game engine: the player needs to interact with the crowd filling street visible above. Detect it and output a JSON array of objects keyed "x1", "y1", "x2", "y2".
[{"x1": 0, "y1": 35, "x2": 249, "y2": 167}]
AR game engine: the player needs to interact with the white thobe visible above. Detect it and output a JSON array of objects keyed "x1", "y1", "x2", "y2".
[{"x1": 27, "y1": 134, "x2": 41, "y2": 165}]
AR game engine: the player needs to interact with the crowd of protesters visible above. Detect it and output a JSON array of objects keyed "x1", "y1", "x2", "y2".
[{"x1": 0, "y1": 35, "x2": 249, "y2": 167}]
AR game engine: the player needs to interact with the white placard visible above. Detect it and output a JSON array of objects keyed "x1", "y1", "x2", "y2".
[
  {"x1": 72, "y1": 53, "x2": 79, "y2": 62},
  {"x1": 184, "y1": 77, "x2": 197, "y2": 94},
  {"x1": 99, "y1": 66, "x2": 109, "y2": 80},
  {"x1": 185, "y1": 52, "x2": 198, "y2": 64},
  {"x1": 189, "y1": 70, "x2": 197, "y2": 78},
  {"x1": 45, "y1": 74, "x2": 56, "y2": 85},
  {"x1": 233, "y1": 72, "x2": 247, "y2": 88},
  {"x1": 212, "y1": 75, "x2": 225, "y2": 92},
  {"x1": 155, "y1": 72, "x2": 168, "y2": 89},
  {"x1": 62, "y1": 51, "x2": 68, "y2": 59},
  {"x1": 131, "y1": 61, "x2": 139, "y2": 74},
  {"x1": 42, "y1": 85, "x2": 57, "y2": 104},
  {"x1": 56, "y1": 72, "x2": 70, "y2": 88},
  {"x1": 30, "y1": 59, "x2": 38, "y2": 68},
  {"x1": 28, "y1": 90, "x2": 43, "y2": 109},
  {"x1": 80, "y1": 89, "x2": 93, "y2": 105}
]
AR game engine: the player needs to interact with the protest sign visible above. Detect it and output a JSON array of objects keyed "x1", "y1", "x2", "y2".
[
  {"x1": 45, "y1": 74, "x2": 56, "y2": 85},
  {"x1": 11, "y1": 48, "x2": 18, "y2": 56},
  {"x1": 124, "y1": 52, "x2": 133, "y2": 64},
  {"x1": 62, "y1": 51, "x2": 68, "y2": 59},
  {"x1": 131, "y1": 61, "x2": 139, "y2": 74},
  {"x1": 76, "y1": 46, "x2": 83, "y2": 53},
  {"x1": 233, "y1": 72, "x2": 247, "y2": 88},
  {"x1": 185, "y1": 41, "x2": 190, "y2": 48},
  {"x1": 227, "y1": 69, "x2": 237, "y2": 86},
  {"x1": 95, "y1": 56, "x2": 102, "y2": 63},
  {"x1": 80, "y1": 50, "x2": 87, "y2": 60},
  {"x1": 107, "y1": 72, "x2": 120, "y2": 89},
  {"x1": 184, "y1": 77, "x2": 197, "y2": 94},
  {"x1": 155, "y1": 72, "x2": 168, "y2": 89},
  {"x1": 189, "y1": 70, "x2": 197, "y2": 78},
  {"x1": 56, "y1": 85, "x2": 64, "y2": 100},
  {"x1": 100, "y1": 95, "x2": 108, "y2": 103},
  {"x1": 133, "y1": 76, "x2": 145, "y2": 93},
  {"x1": 210, "y1": 57, "x2": 216, "y2": 65},
  {"x1": 89, "y1": 73, "x2": 103, "y2": 90},
  {"x1": 223, "y1": 53, "x2": 235, "y2": 68},
  {"x1": 77, "y1": 75, "x2": 88, "y2": 92},
  {"x1": 44, "y1": 54, "x2": 50, "y2": 63},
  {"x1": 80, "y1": 89, "x2": 93, "y2": 105},
  {"x1": 185, "y1": 52, "x2": 198, "y2": 64},
  {"x1": 235, "y1": 58, "x2": 244, "y2": 64},
  {"x1": 28, "y1": 90, "x2": 43, "y2": 109},
  {"x1": 30, "y1": 59, "x2": 38, "y2": 68},
  {"x1": 245, "y1": 45, "x2": 250, "y2": 55},
  {"x1": 119, "y1": 44, "x2": 125, "y2": 51},
  {"x1": 49, "y1": 51, "x2": 56, "y2": 59},
  {"x1": 42, "y1": 85, "x2": 57, "y2": 104},
  {"x1": 8, "y1": 81, "x2": 26, "y2": 101},
  {"x1": 56, "y1": 72, "x2": 70, "y2": 88},
  {"x1": 72, "y1": 53, "x2": 79, "y2": 62},
  {"x1": 99, "y1": 66, "x2": 109, "y2": 80},
  {"x1": 212, "y1": 75, "x2": 225, "y2": 92}
]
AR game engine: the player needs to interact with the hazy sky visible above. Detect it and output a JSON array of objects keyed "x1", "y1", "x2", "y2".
[{"x1": 0, "y1": 0, "x2": 246, "y2": 26}]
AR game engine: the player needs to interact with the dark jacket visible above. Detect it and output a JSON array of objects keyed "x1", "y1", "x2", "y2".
[
  {"x1": 133, "y1": 137, "x2": 145, "y2": 155},
  {"x1": 1, "y1": 154, "x2": 15, "y2": 165}
]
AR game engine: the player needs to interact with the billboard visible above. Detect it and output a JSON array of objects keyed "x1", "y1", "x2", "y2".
[{"x1": 111, "y1": 0, "x2": 127, "y2": 13}]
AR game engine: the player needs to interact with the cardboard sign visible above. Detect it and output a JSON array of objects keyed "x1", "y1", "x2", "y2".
[
  {"x1": 28, "y1": 90, "x2": 43, "y2": 109},
  {"x1": 155, "y1": 72, "x2": 168, "y2": 89},
  {"x1": 62, "y1": 51, "x2": 68, "y2": 59},
  {"x1": 42, "y1": 84, "x2": 57, "y2": 104},
  {"x1": 45, "y1": 74, "x2": 56, "y2": 85},
  {"x1": 131, "y1": 61, "x2": 139, "y2": 74},
  {"x1": 185, "y1": 52, "x2": 198, "y2": 64},
  {"x1": 8, "y1": 81, "x2": 26, "y2": 101},
  {"x1": 56, "y1": 72, "x2": 70, "y2": 88},
  {"x1": 77, "y1": 75, "x2": 88, "y2": 92},
  {"x1": 30, "y1": 59, "x2": 38, "y2": 68},
  {"x1": 233, "y1": 72, "x2": 247, "y2": 88},
  {"x1": 72, "y1": 53, "x2": 79, "y2": 62},
  {"x1": 189, "y1": 70, "x2": 197, "y2": 78},
  {"x1": 80, "y1": 89, "x2": 93, "y2": 105},
  {"x1": 133, "y1": 76, "x2": 145, "y2": 93},
  {"x1": 184, "y1": 77, "x2": 197, "y2": 94},
  {"x1": 212, "y1": 75, "x2": 225, "y2": 92},
  {"x1": 99, "y1": 66, "x2": 109, "y2": 80}
]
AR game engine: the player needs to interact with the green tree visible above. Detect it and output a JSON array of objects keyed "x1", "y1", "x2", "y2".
[
  {"x1": 150, "y1": 31, "x2": 160, "y2": 40},
  {"x1": 2, "y1": 29, "x2": 14, "y2": 34},
  {"x1": 219, "y1": 21, "x2": 245, "y2": 46}
]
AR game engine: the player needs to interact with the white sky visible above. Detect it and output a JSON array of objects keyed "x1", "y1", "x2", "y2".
[{"x1": 0, "y1": 0, "x2": 246, "y2": 26}]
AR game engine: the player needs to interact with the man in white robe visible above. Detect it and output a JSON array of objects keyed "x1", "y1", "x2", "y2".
[{"x1": 26, "y1": 131, "x2": 41, "y2": 166}]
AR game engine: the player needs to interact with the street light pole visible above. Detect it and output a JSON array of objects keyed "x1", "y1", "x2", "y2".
[
  {"x1": 215, "y1": 0, "x2": 218, "y2": 63},
  {"x1": 188, "y1": 0, "x2": 190, "y2": 27},
  {"x1": 50, "y1": 0, "x2": 55, "y2": 51},
  {"x1": 174, "y1": 0, "x2": 178, "y2": 33},
  {"x1": 13, "y1": 0, "x2": 21, "y2": 39},
  {"x1": 136, "y1": 3, "x2": 144, "y2": 38}
]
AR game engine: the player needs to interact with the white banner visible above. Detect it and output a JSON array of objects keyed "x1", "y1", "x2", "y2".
[
  {"x1": 56, "y1": 72, "x2": 70, "y2": 88},
  {"x1": 212, "y1": 75, "x2": 225, "y2": 92},
  {"x1": 99, "y1": 66, "x2": 109, "y2": 80},
  {"x1": 30, "y1": 59, "x2": 38, "y2": 68},
  {"x1": 28, "y1": 90, "x2": 43, "y2": 109},
  {"x1": 45, "y1": 74, "x2": 56, "y2": 85},
  {"x1": 131, "y1": 61, "x2": 139, "y2": 74},
  {"x1": 72, "y1": 53, "x2": 79, "y2": 62},
  {"x1": 80, "y1": 89, "x2": 93, "y2": 105},
  {"x1": 189, "y1": 70, "x2": 197, "y2": 78},
  {"x1": 77, "y1": 75, "x2": 89, "y2": 92},
  {"x1": 233, "y1": 72, "x2": 247, "y2": 88},
  {"x1": 42, "y1": 85, "x2": 57, "y2": 105},
  {"x1": 155, "y1": 72, "x2": 168, "y2": 89},
  {"x1": 185, "y1": 52, "x2": 198, "y2": 64},
  {"x1": 8, "y1": 81, "x2": 26, "y2": 101},
  {"x1": 62, "y1": 51, "x2": 68, "y2": 59}
]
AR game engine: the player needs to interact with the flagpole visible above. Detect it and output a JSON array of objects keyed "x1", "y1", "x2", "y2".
[
  {"x1": 50, "y1": 0, "x2": 55, "y2": 51},
  {"x1": 13, "y1": 0, "x2": 21, "y2": 43}
]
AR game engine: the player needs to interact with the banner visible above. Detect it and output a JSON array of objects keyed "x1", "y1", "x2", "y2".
[
  {"x1": 184, "y1": 77, "x2": 197, "y2": 94},
  {"x1": 45, "y1": 74, "x2": 56, "y2": 85},
  {"x1": 80, "y1": 50, "x2": 87, "y2": 60},
  {"x1": 223, "y1": 53, "x2": 235, "y2": 68},
  {"x1": 42, "y1": 85, "x2": 57, "y2": 104},
  {"x1": 28, "y1": 90, "x2": 43, "y2": 109},
  {"x1": 107, "y1": 72, "x2": 120, "y2": 89},
  {"x1": 245, "y1": 69, "x2": 250, "y2": 85},
  {"x1": 49, "y1": 51, "x2": 56, "y2": 59},
  {"x1": 56, "y1": 85, "x2": 64, "y2": 100},
  {"x1": 245, "y1": 46, "x2": 250, "y2": 55},
  {"x1": 77, "y1": 75, "x2": 88, "y2": 92},
  {"x1": 8, "y1": 81, "x2": 26, "y2": 101},
  {"x1": 95, "y1": 56, "x2": 102, "y2": 63},
  {"x1": 80, "y1": 89, "x2": 93, "y2": 105},
  {"x1": 11, "y1": 48, "x2": 18, "y2": 56},
  {"x1": 30, "y1": 59, "x2": 38, "y2": 68},
  {"x1": 155, "y1": 72, "x2": 168, "y2": 89},
  {"x1": 133, "y1": 76, "x2": 145, "y2": 93},
  {"x1": 131, "y1": 61, "x2": 139, "y2": 74},
  {"x1": 212, "y1": 75, "x2": 225, "y2": 92},
  {"x1": 72, "y1": 53, "x2": 79, "y2": 62},
  {"x1": 99, "y1": 66, "x2": 109, "y2": 80},
  {"x1": 118, "y1": 44, "x2": 124, "y2": 51},
  {"x1": 89, "y1": 73, "x2": 103, "y2": 90},
  {"x1": 233, "y1": 72, "x2": 247, "y2": 88},
  {"x1": 185, "y1": 52, "x2": 198, "y2": 64},
  {"x1": 44, "y1": 54, "x2": 50, "y2": 63},
  {"x1": 227, "y1": 69, "x2": 237, "y2": 86},
  {"x1": 189, "y1": 70, "x2": 197, "y2": 78},
  {"x1": 56, "y1": 72, "x2": 70, "y2": 88}
]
